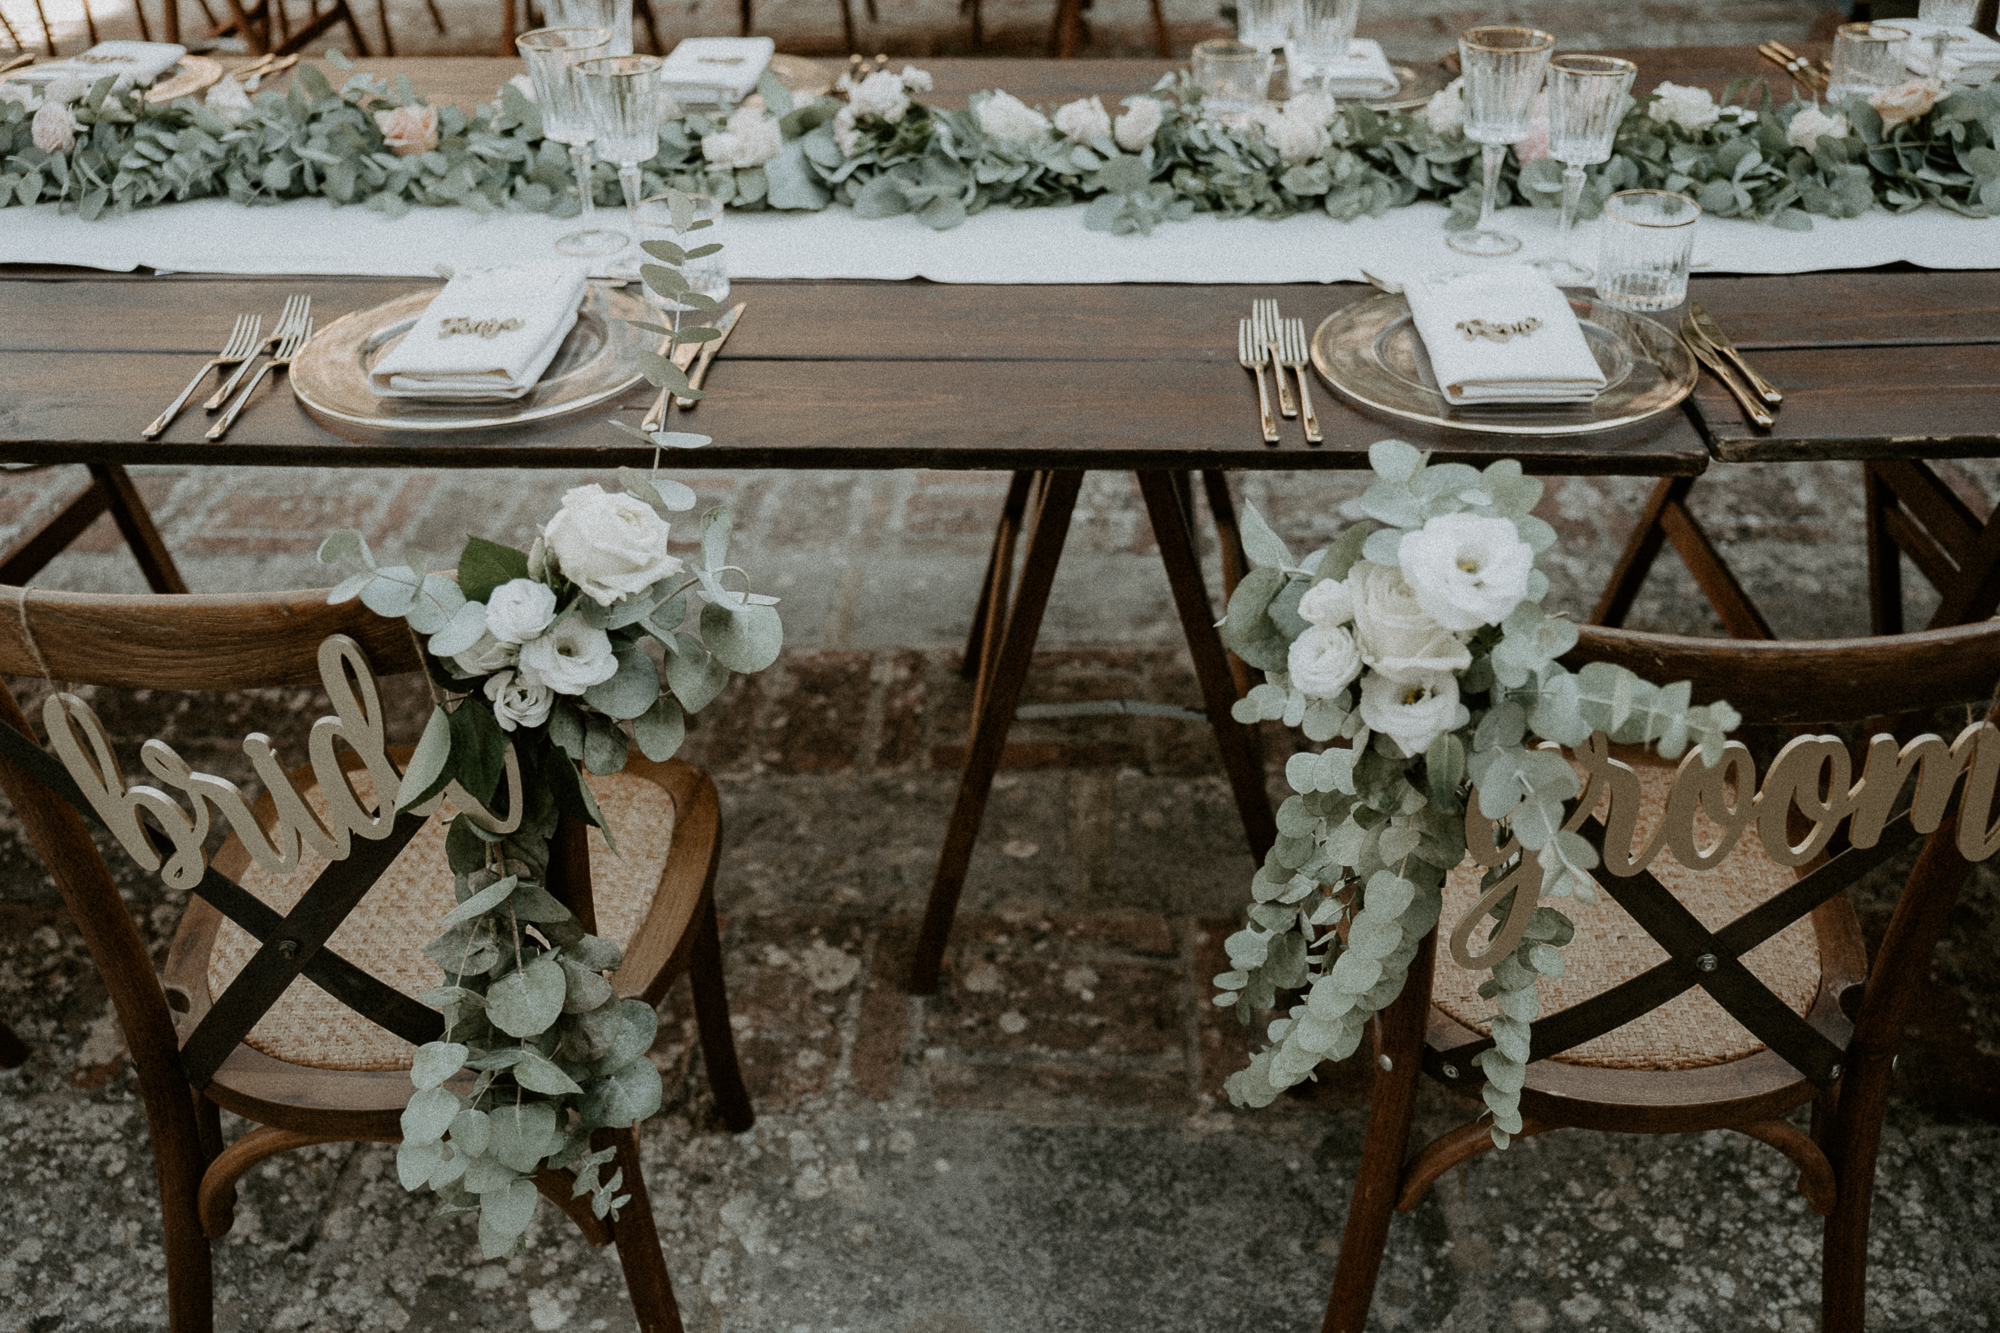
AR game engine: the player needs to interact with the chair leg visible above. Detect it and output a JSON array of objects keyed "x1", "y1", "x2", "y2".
[
  {"x1": 372, "y1": 0, "x2": 394, "y2": 55},
  {"x1": 607, "y1": 1124, "x2": 688, "y2": 1333},
  {"x1": 134, "y1": 0, "x2": 156, "y2": 40},
  {"x1": 837, "y1": 0, "x2": 856, "y2": 54},
  {"x1": 1321, "y1": 932, "x2": 1435, "y2": 1333},
  {"x1": 92, "y1": 464, "x2": 191, "y2": 595},
  {"x1": 739, "y1": 0, "x2": 751, "y2": 36},
  {"x1": 969, "y1": 0, "x2": 982, "y2": 48},
  {"x1": 1865, "y1": 463, "x2": 1905, "y2": 636},
  {"x1": 82, "y1": 0, "x2": 100, "y2": 45},
  {"x1": 1146, "y1": 0, "x2": 1169, "y2": 56},
  {"x1": 31, "y1": 0, "x2": 56, "y2": 55},
  {"x1": 633, "y1": 0, "x2": 660, "y2": 53},
  {"x1": 423, "y1": 0, "x2": 445, "y2": 33},
  {"x1": 1821, "y1": 1058, "x2": 1889, "y2": 1333},
  {"x1": 961, "y1": 471, "x2": 1036, "y2": 683},
  {"x1": 687, "y1": 894, "x2": 754, "y2": 1133}
]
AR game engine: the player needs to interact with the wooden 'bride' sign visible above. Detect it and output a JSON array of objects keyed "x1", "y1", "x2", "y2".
[
  {"x1": 1452, "y1": 722, "x2": 2000, "y2": 970},
  {"x1": 40, "y1": 635, "x2": 519, "y2": 890}
]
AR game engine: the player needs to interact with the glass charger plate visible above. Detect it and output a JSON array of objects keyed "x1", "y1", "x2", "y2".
[
  {"x1": 292, "y1": 284, "x2": 649, "y2": 440},
  {"x1": 1309, "y1": 290, "x2": 1696, "y2": 436}
]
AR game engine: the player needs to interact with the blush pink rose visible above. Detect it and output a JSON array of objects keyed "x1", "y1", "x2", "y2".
[
  {"x1": 374, "y1": 104, "x2": 440, "y2": 156},
  {"x1": 31, "y1": 101, "x2": 77, "y2": 155},
  {"x1": 1514, "y1": 90, "x2": 1550, "y2": 163}
]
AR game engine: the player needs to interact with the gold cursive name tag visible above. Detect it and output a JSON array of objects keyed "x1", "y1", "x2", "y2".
[
  {"x1": 1455, "y1": 317, "x2": 1543, "y2": 344},
  {"x1": 439, "y1": 316, "x2": 526, "y2": 340}
]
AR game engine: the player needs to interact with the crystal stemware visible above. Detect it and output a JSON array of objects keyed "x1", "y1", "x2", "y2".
[
  {"x1": 1594, "y1": 189, "x2": 1699, "y2": 312},
  {"x1": 1236, "y1": 0, "x2": 1298, "y2": 54},
  {"x1": 517, "y1": 27, "x2": 625, "y2": 259},
  {"x1": 1450, "y1": 26, "x2": 1556, "y2": 258},
  {"x1": 1534, "y1": 54, "x2": 1636, "y2": 286},
  {"x1": 577, "y1": 54, "x2": 668, "y2": 273},
  {"x1": 540, "y1": 0, "x2": 634, "y2": 55},
  {"x1": 1285, "y1": 0, "x2": 1362, "y2": 95},
  {"x1": 1917, "y1": 0, "x2": 1978, "y2": 80}
]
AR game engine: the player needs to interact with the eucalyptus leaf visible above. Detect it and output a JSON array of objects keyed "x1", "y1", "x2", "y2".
[{"x1": 487, "y1": 956, "x2": 566, "y2": 1037}]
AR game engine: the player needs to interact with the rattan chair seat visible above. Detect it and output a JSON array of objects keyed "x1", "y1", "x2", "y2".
[
  {"x1": 1432, "y1": 761, "x2": 1818, "y2": 1071},
  {"x1": 206, "y1": 770, "x2": 676, "y2": 1072}
]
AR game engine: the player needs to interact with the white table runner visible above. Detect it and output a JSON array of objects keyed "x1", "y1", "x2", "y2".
[{"x1": 5, "y1": 195, "x2": 1997, "y2": 282}]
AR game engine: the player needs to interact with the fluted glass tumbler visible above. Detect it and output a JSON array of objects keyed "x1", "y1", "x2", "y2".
[
  {"x1": 1594, "y1": 190, "x2": 1699, "y2": 312},
  {"x1": 1236, "y1": 0, "x2": 1298, "y2": 53},
  {"x1": 1827, "y1": 22, "x2": 1910, "y2": 103},
  {"x1": 1192, "y1": 39, "x2": 1274, "y2": 123},
  {"x1": 578, "y1": 54, "x2": 668, "y2": 275},
  {"x1": 1450, "y1": 26, "x2": 1556, "y2": 258},
  {"x1": 1535, "y1": 54, "x2": 1636, "y2": 286},
  {"x1": 1286, "y1": 0, "x2": 1362, "y2": 93},
  {"x1": 517, "y1": 27, "x2": 624, "y2": 259}
]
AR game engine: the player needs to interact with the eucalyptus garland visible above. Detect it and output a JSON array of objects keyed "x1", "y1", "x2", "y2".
[
  {"x1": 4, "y1": 51, "x2": 1996, "y2": 234},
  {"x1": 1213, "y1": 442, "x2": 1739, "y2": 1144}
]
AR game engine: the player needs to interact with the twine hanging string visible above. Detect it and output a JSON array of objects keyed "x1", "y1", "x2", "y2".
[{"x1": 10, "y1": 585, "x2": 63, "y2": 697}]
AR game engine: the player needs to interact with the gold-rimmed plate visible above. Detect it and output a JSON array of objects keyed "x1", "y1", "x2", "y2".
[
  {"x1": 1309, "y1": 289, "x2": 1696, "y2": 436},
  {"x1": 291, "y1": 284, "x2": 649, "y2": 440}
]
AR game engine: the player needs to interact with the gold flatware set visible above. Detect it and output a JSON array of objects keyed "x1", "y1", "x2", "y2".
[
  {"x1": 1758, "y1": 40, "x2": 1829, "y2": 94},
  {"x1": 143, "y1": 296, "x2": 313, "y2": 441},
  {"x1": 1239, "y1": 300, "x2": 1320, "y2": 445},
  {"x1": 639, "y1": 301, "x2": 744, "y2": 432},
  {"x1": 1680, "y1": 299, "x2": 1780, "y2": 429}
]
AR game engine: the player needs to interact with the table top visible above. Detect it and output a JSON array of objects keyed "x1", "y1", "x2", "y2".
[{"x1": 3, "y1": 52, "x2": 1995, "y2": 475}]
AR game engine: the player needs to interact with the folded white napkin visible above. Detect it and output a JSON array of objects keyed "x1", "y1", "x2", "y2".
[
  {"x1": 1403, "y1": 267, "x2": 1606, "y2": 406},
  {"x1": 1878, "y1": 20, "x2": 2000, "y2": 79},
  {"x1": 9, "y1": 41, "x2": 187, "y2": 92},
  {"x1": 368, "y1": 263, "x2": 588, "y2": 400},
  {"x1": 659, "y1": 37, "x2": 775, "y2": 105},
  {"x1": 1307, "y1": 38, "x2": 1401, "y2": 100}
]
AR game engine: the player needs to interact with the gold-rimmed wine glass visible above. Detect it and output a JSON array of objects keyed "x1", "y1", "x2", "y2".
[
  {"x1": 1535, "y1": 53, "x2": 1636, "y2": 287},
  {"x1": 1450, "y1": 25, "x2": 1556, "y2": 259},
  {"x1": 517, "y1": 27, "x2": 625, "y2": 259}
]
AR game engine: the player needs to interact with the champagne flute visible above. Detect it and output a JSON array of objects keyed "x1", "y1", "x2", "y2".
[
  {"x1": 577, "y1": 54, "x2": 667, "y2": 271},
  {"x1": 1918, "y1": 0, "x2": 1978, "y2": 80},
  {"x1": 517, "y1": 27, "x2": 626, "y2": 259},
  {"x1": 1450, "y1": 26, "x2": 1556, "y2": 259},
  {"x1": 1535, "y1": 54, "x2": 1636, "y2": 286}
]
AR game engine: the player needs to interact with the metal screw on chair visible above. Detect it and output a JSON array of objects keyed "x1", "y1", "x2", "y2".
[
  {"x1": 1828, "y1": 1064, "x2": 1843, "y2": 1080},
  {"x1": 1378, "y1": 1054, "x2": 1394, "y2": 1072},
  {"x1": 1696, "y1": 952, "x2": 1719, "y2": 972},
  {"x1": 277, "y1": 939, "x2": 299, "y2": 959},
  {"x1": 1441, "y1": 1063, "x2": 1459, "y2": 1079}
]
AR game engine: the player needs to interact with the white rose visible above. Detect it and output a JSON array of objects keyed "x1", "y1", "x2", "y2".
[
  {"x1": 1423, "y1": 77, "x2": 1464, "y2": 135},
  {"x1": 849, "y1": 69, "x2": 912, "y2": 123},
  {"x1": 1296, "y1": 577, "x2": 1354, "y2": 628},
  {"x1": 1288, "y1": 624, "x2": 1363, "y2": 699},
  {"x1": 1285, "y1": 92, "x2": 1338, "y2": 127},
  {"x1": 1647, "y1": 81, "x2": 1720, "y2": 134},
  {"x1": 1396, "y1": 513, "x2": 1535, "y2": 632},
  {"x1": 832, "y1": 104, "x2": 865, "y2": 158},
  {"x1": 1257, "y1": 104, "x2": 1330, "y2": 165},
  {"x1": 449, "y1": 631, "x2": 517, "y2": 675},
  {"x1": 1358, "y1": 670, "x2": 1470, "y2": 758},
  {"x1": 518, "y1": 612, "x2": 618, "y2": 696},
  {"x1": 541, "y1": 483, "x2": 685, "y2": 607},
  {"x1": 1113, "y1": 96, "x2": 1164, "y2": 151},
  {"x1": 374, "y1": 103, "x2": 439, "y2": 156},
  {"x1": 900, "y1": 66, "x2": 934, "y2": 93},
  {"x1": 1870, "y1": 78, "x2": 1944, "y2": 131},
  {"x1": 204, "y1": 75, "x2": 253, "y2": 127},
  {"x1": 976, "y1": 90, "x2": 1053, "y2": 147},
  {"x1": 31, "y1": 101, "x2": 76, "y2": 155},
  {"x1": 484, "y1": 668, "x2": 554, "y2": 732},
  {"x1": 485, "y1": 578, "x2": 558, "y2": 644},
  {"x1": 1787, "y1": 104, "x2": 1848, "y2": 153},
  {"x1": 1053, "y1": 95, "x2": 1113, "y2": 143},
  {"x1": 1345, "y1": 561, "x2": 1473, "y2": 684},
  {"x1": 701, "y1": 104, "x2": 782, "y2": 169}
]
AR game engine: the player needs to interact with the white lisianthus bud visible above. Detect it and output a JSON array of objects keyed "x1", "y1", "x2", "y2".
[
  {"x1": 31, "y1": 101, "x2": 76, "y2": 155},
  {"x1": 484, "y1": 578, "x2": 559, "y2": 644},
  {"x1": 450, "y1": 631, "x2": 517, "y2": 676},
  {"x1": 1786, "y1": 103, "x2": 1848, "y2": 153},
  {"x1": 899, "y1": 65, "x2": 934, "y2": 93},
  {"x1": 484, "y1": 668, "x2": 555, "y2": 731},
  {"x1": 849, "y1": 69, "x2": 912, "y2": 123},
  {"x1": 1297, "y1": 577, "x2": 1354, "y2": 628},
  {"x1": 1113, "y1": 95, "x2": 1165, "y2": 151},
  {"x1": 1423, "y1": 78, "x2": 1464, "y2": 135},
  {"x1": 1053, "y1": 95, "x2": 1113, "y2": 143},
  {"x1": 1344, "y1": 561, "x2": 1473, "y2": 683},
  {"x1": 1646, "y1": 81, "x2": 1720, "y2": 134},
  {"x1": 976, "y1": 90, "x2": 1053, "y2": 147},
  {"x1": 540, "y1": 483, "x2": 684, "y2": 607},
  {"x1": 702, "y1": 102, "x2": 783, "y2": 168},
  {"x1": 832, "y1": 104, "x2": 865, "y2": 158},
  {"x1": 1396, "y1": 513, "x2": 1535, "y2": 632},
  {"x1": 1358, "y1": 670, "x2": 1469, "y2": 758},
  {"x1": 518, "y1": 612, "x2": 619, "y2": 695},
  {"x1": 1288, "y1": 624, "x2": 1364, "y2": 699}
]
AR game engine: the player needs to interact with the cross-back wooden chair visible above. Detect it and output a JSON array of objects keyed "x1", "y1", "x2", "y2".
[
  {"x1": 0, "y1": 584, "x2": 752, "y2": 1333},
  {"x1": 1322, "y1": 617, "x2": 2000, "y2": 1333}
]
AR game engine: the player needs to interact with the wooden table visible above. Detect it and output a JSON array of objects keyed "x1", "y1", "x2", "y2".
[{"x1": 4, "y1": 51, "x2": 1998, "y2": 997}]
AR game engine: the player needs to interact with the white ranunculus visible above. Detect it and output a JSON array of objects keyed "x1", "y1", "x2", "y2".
[
  {"x1": 849, "y1": 69, "x2": 912, "y2": 123},
  {"x1": 204, "y1": 75, "x2": 253, "y2": 127},
  {"x1": 450, "y1": 631, "x2": 517, "y2": 676},
  {"x1": 31, "y1": 101, "x2": 76, "y2": 155},
  {"x1": 1285, "y1": 92, "x2": 1338, "y2": 127},
  {"x1": 900, "y1": 65, "x2": 934, "y2": 93},
  {"x1": 541, "y1": 483, "x2": 684, "y2": 607},
  {"x1": 1297, "y1": 577, "x2": 1354, "y2": 628},
  {"x1": 1053, "y1": 95, "x2": 1113, "y2": 143},
  {"x1": 1359, "y1": 670, "x2": 1469, "y2": 758},
  {"x1": 1870, "y1": 77, "x2": 1945, "y2": 131},
  {"x1": 1114, "y1": 95, "x2": 1164, "y2": 151},
  {"x1": 484, "y1": 668, "x2": 554, "y2": 732},
  {"x1": 484, "y1": 578, "x2": 559, "y2": 644},
  {"x1": 518, "y1": 612, "x2": 618, "y2": 695},
  {"x1": 1256, "y1": 103, "x2": 1331, "y2": 165},
  {"x1": 1289, "y1": 624, "x2": 1364, "y2": 699},
  {"x1": 1647, "y1": 81, "x2": 1720, "y2": 134},
  {"x1": 702, "y1": 102, "x2": 783, "y2": 169},
  {"x1": 1423, "y1": 77, "x2": 1464, "y2": 135},
  {"x1": 1345, "y1": 561, "x2": 1473, "y2": 683},
  {"x1": 976, "y1": 90, "x2": 1053, "y2": 147},
  {"x1": 1396, "y1": 512, "x2": 1535, "y2": 632},
  {"x1": 831, "y1": 104, "x2": 865, "y2": 158},
  {"x1": 1787, "y1": 104, "x2": 1848, "y2": 153}
]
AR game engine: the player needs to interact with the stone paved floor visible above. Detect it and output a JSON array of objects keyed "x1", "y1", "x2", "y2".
[{"x1": 3, "y1": 452, "x2": 2000, "y2": 1331}]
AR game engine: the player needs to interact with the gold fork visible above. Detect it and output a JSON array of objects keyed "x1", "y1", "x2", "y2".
[
  {"x1": 1237, "y1": 320, "x2": 1279, "y2": 444},
  {"x1": 206, "y1": 294, "x2": 310, "y2": 410},
  {"x1": 1252, "y1": 298, "x2": 1295, "y2": 418},
  {"x1": 143, "y1": 313, "x2": 261, "y2": 439},
  {"x1": 1279, "y1": 318, "x2": 1322, "y2": 445},
  {"x1": 208, "y1": 316, "x2": 313, "y2": 441}
]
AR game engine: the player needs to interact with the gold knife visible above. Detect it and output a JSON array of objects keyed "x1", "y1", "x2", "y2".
[
  {"x1": 639, "y1": 331, "x2": 707, "y2": 433},
  {"x1": 1681, "y1": 316, "x2": 1774, "y2": 429},
  {"x1": 1687, "y1": 300, "x2": 1783, "y2": 406},
  {"x1": 677, "y1": 301, "x2": 744, "y2": 411}
]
